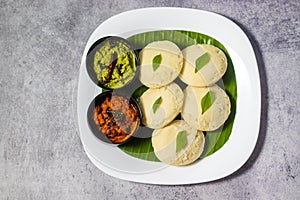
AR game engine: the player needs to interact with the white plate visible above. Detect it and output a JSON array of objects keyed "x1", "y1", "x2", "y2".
[{"x1": 77, "y1": 7, "x2": 261, "y2": 185}]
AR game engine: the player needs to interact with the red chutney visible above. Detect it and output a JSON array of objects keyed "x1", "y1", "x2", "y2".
[{"x1": 93, "y1": 95, "x2": 139, "y2": 143}]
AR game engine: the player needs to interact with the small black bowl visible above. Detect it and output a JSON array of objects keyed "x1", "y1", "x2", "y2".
[
  {"x1": 87, "y1": 91, "x2": 143, "y2": 146},
  {"x1": 86, "y1": 36, "x2": 140, "y2": 90}
]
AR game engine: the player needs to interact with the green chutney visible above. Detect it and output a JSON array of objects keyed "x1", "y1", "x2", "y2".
[{"x1": 91, "y1": 37, "x2": 137, "y2": 89}]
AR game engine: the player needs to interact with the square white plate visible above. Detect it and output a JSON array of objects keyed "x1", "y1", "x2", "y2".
[{"x1": 77, "y1": 7, "x2": 261, "y2": 185}]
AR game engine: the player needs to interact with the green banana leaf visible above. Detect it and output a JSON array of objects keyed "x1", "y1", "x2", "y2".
[{"x1": 118, "y1": 30, "x2": 237, "y2": 162}]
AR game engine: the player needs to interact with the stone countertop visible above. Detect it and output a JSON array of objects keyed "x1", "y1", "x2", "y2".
[{"x1": 1, "y1": 0, "x2": 299, "y2": 199}]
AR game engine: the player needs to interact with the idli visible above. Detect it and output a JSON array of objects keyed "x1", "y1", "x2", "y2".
[
  {"x1": 179, "y1": 44, "x2": 227, "y2": 87},
  {"x1": 181, "y1": 84, "x2": 231, "y2": 131},
  {"x1": 152, "y1": 120, "x2": 205, "y2": 165},
  {"x1": 139, "y1": 82, "x2": 183, "y2": 129},
  {"x1": 139, "y1": 41, "x2": 183, "y2": 88}
]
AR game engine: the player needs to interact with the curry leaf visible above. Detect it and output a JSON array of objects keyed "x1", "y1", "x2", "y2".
[
  {"x1": 152, "y1": 96, "x2": 162, "y2": 113},
  {"x1": 195, "y1": 52, "x2": 210, "y2": 73},
  {"x1": 176, "y1": 130, "x2": 187, "y2": 153},
  {"x1": 201, "y1": 91, "x2": 215, "y2": 114},
  {"x1": 152, "y1": 54, "x2": 162, "y2": 71}
]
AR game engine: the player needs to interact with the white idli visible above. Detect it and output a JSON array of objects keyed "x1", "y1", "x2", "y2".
[
  {"x1": 139, "y1": 41, "x2": 183, "y2": 88},
  {"x1": 152, "y1": 120, "x2": 205, "y2": 166},
  {"x1": 179, "y1": 44, "x2": 227, "y2": 87},
  {"x1": 181, "y1": 84, "x2": 231, "y2": 131},
  {"x1": 139, "y1": 82, "x2": 183, "y2": 129}
]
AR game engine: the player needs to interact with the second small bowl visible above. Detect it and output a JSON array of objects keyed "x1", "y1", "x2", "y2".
[{"x1": 87, "y1": 91, "x2": 142, "y2": 146}]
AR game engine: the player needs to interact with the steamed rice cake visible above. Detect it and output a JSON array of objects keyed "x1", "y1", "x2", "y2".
[
  {"x1": 179, "y1": 44, "x2": 227, "y2": 87},
  {"x1": 139, "y1": 82, "x2": 183, "y2": 129},
  {"x1": 139, "y1": 41, "x2": 183, "y2": 88},
  {"x1": 181, "y1": 84, "x2": 231, "y2": 131},
  {"x1": 152, "y1": 120, "x2": 205, "y2": 165}
]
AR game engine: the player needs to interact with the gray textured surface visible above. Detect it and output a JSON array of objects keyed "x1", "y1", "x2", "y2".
[{"x1": 0, "y1": 0, "x2": 299, "y2": 199}]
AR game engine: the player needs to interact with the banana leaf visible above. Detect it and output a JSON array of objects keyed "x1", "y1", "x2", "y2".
[{"x1": 118, "y1": 30, "x2": 237, "y2": 162}]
